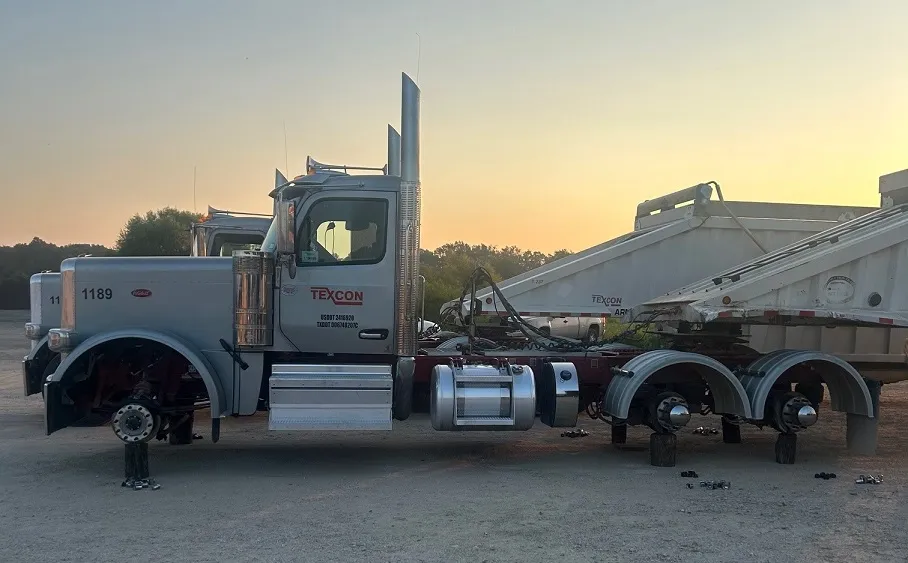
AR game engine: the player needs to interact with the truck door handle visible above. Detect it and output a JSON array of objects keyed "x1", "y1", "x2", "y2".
[{"x1": 359, "y1": 329, "x2": 389, "y2": 340}]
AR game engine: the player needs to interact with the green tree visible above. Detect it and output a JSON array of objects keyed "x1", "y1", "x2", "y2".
[
  {"x1": 0, "y1": 238, "x2": 114, "y2": 309},
  {"x1": 116, "y1": 208, "x2": 203, "y2": 256},
  {"x1": 419, "y1": 242, "x2": 572, "y2": 322}
]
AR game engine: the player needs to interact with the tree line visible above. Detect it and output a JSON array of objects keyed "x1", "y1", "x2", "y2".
[{"x1": 0, "y1": 207, "x2": 570, "y2": 316}]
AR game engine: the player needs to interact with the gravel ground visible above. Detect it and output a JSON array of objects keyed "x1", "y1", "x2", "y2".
[{"x1": 0, "y1": 310, "x2": 906, "y2": 563}]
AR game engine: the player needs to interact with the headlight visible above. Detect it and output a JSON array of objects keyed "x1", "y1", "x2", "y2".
[
  {"x1": 24, "y1": 323, "x2": 43, "y2": 340},
  {"x1": 48, "y1": 329, "x2": 76, "y2": 353}
]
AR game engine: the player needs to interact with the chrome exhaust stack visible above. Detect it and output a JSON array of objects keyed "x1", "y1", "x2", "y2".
[
  {"x1": 387, "y1": 125, "x2": 401, "y2": 177},
  {"x1": 272, "y1": 169, "x2": 288, "y2": 215},
  {"x1": 395, "y1": 72, "x2": 421, "y2": 356}
]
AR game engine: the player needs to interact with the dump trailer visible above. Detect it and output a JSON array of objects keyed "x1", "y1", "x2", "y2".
[
  {"x1": 40, "y1": 73, "x2": 894, "y2": 484},
  {"x1": 21, "y1": 208, "x2": 272, "y2": 397},
  {"x1": 630, "y1": 172, "x2": 908, "y2": 454},
  {"x1": 440, "y1": 188, "x2": 874, "y2": 342}
]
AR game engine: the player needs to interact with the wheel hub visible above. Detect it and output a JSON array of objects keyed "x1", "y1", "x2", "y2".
[
  {"x1": 774, "y1": 392, "x2": 818, "y2": 433},
  {"x1": 112, "y1": 403, "x2": 158, "y2": 443},
  {"x1": 654, "y1": 393, "x2": 691, "y2": 433}
]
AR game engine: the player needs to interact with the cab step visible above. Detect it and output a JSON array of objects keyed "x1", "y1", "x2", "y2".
[{"x1": 268, "y1": 364, "x2": 393, "y2": 430}]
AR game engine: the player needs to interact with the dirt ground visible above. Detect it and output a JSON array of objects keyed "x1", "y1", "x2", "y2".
[{"x1": 0, "y1": 311, "x2": 906, "y2": 563}]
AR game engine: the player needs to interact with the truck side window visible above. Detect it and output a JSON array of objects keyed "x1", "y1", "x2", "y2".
[{"x1": 296, "y1": 198, "x2": 388, "y2": 266}]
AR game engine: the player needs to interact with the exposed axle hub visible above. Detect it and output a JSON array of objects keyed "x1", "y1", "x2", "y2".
[
  {"x1": 112, "y1": 403, "x2": 160, "y2": 443},
  {"x1": 771, "y1": 392, "x2": 818, "y2": 434},
  {"x1": 651, "y1": 392, "x2": 691, "y2": 433}
]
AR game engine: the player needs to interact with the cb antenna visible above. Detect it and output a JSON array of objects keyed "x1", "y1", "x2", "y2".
[
  {"x1": 193, "y1": 165, "x2": 197, "y2": 212},
  {"x1": 282, "y1": 120, "x2": 289, "y2": 177},
  {"x1": 416, "y1": 32, "x2": 421, "y2": 82}
]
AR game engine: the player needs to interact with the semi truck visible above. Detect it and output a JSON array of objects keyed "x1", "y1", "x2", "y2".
[
  {"x1": 39, "y1": 73, "x2": 906, "y2": 481},
  {"x1": 22, "y1": 208, "x2": 271, "y2": 397}
]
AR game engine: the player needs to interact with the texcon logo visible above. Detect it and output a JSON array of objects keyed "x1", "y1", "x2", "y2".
[{"x1": 310, "y1": 287, "x2": 363, "y2": 306}]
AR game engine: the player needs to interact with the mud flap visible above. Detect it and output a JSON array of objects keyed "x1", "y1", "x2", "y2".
[
  {"x1": 22, "y1": 358, "x2": 43, "y2": 397},
  {"x1": 44, "y1": 381, "x2": 77, "y2": 435},
  {"x1": 23, "y1": 348, "x2": 60, "y2": 397},
  {"x1": 393, "y1": 356, "x2": 414, "y2": 421}
]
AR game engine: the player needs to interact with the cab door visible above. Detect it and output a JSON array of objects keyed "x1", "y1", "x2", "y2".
[{"x1": 278, "y1": 191, "x2": 397, "y2": 356}]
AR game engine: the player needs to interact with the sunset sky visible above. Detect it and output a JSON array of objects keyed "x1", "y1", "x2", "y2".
[{"x1": 1, "y1": 0, "x2": 906, "y2": 253}]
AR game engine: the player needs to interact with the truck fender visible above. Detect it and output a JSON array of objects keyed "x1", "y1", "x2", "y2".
[
  {"x1": 25, "y1": 335, "x2": 51, "y2": 362},
  {"x1": 23, "y1": 335, "x2": 60, "y2": 397},
  {"x1": 49, "y1": 328, "x2": 227, "y2": 418},
  {"x1": 739, "y1": 349, "x2": 874, "y2": 420},
  {"x1": 603, "y1": 349, "x2": 753, "y2": 420}
]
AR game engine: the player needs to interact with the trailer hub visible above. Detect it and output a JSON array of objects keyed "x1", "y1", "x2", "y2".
[
  {"x1": 771, "y1": 392, "x2": 818, "y2": 433},
  {"x1": 653, "y1": 392, "x2": 691, "y2": 433}
]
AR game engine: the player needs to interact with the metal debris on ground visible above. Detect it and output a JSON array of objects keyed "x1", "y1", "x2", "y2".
[
  {"x1": 699, "y1": 480, "x2": 731, "y2": 490},
  {"x1": 814, "y1": 472, "x2": 837, "y2": 480},
  {"x1": 193, "y1": 433, "x2": 204, "y2": 440},
  {"x1": 855, "y1": 474, "x2": 883, "y2": 485},
  {"x1": 692, "y1": 427, "x2": 719, "y2": 435},
  {"x1": 560, "y1": 428, "x2": 589, "y2": 438},
  {"x1": 681, "y1": 470, "x2": 699, "y2": 478},
  {"x1": 122, "y1": 478, "x2": 161, "y2": 491}
]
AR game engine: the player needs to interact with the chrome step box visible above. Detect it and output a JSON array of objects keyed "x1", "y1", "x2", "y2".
[{"x1": 269, "y1": 364, "x2": 393, "y2": 430}]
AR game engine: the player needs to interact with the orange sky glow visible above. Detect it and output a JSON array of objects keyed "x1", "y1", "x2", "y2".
[{"x1": 1, "y1": 1, "x2": 906, "y2": 253}]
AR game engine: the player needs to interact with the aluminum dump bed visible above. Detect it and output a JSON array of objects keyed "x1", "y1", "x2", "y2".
[
  {"x1": 633, "y1": 195, "x2": 908, "y2": 381},
  {"x1": 634, "y1": 203, "x2": 908, "y2": 326},
  {"x1": 443, "y1": 184, "x2": 875, "y2": 319}
]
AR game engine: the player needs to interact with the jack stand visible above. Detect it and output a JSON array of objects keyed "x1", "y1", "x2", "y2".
[
  {"x1": 122, "y1": 442, "x2": 160, "y2": 490},
  {"x1": 721, "y1": 417, "x2": 741, "y2": 444},
  {"x1": 774, "y1": 433, "x2": 797, "y2": 464},
  {"x1": 611, "y1": 424, "x2": 627, "y2": 445},
  {"x1": 649, "y1": 432, "x2": 677, "y2": 467}
]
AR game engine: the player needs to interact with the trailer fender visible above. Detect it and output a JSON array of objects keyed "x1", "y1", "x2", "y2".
[
  {"x1": 48, "y1": 329, "x2": 227, "y2": 418},
  {"x1": 739, "y1": 349, "x2": 874, "y2": 420},
  {"x1": 603, "y1": 350, "x2": 753, "y2": 420}
]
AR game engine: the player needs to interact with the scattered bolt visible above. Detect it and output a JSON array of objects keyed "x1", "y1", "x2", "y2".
[
  {"x1": 121, "y1": 478, "x2": 161, "y2": 491},
  {"x1": 855, "y1": 474, "x2": 883, "y2": 485},
  {"x1": 192, "y1": 433, "x2": 204, "y2": 440},
  {"x1": 561, "y1": 428, "x2": 589, "y2": 438},
  {"x1": 814, "y1": 472, "x2": 837, "y2": 480},
  {"x1": 681, "y1": 470, "x2": 699, "y2": 478},
  {"x1": 698, "y1": 480, "x2": 731, "y2": 490},
  {"x1": 686, "y1": 483, "x2": 694, "y2": 489},
  {"x1": 692, "y1": 427, "x2": 719, "y2": 435}
]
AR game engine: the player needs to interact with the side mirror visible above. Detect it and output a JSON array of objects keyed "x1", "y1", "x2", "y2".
[{"x1": 276, "y1": 200, "x2": 296, "y2": 256}]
